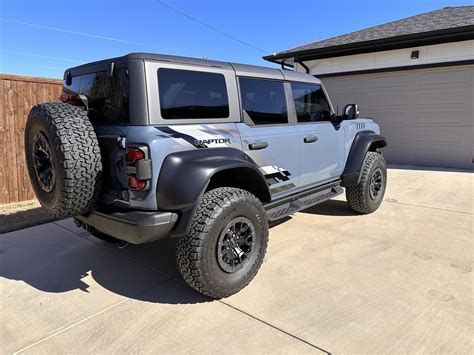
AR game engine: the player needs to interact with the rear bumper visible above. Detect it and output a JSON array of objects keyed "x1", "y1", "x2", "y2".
[{"x1": 75, "y1": 209, "x2": 178, "y2": 244}]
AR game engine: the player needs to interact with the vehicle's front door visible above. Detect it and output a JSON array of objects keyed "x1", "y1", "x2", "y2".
[
  {"x1": 236, "y1": 77, "x2": 300, "y2": 199},
  {"x1": 290, "y1": 82, "x2": 345, "y2": 187}
]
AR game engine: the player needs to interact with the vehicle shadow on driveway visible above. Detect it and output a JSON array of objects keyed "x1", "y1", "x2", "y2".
[
  {"x1": 301, "y1": 199, "x2": 357, "y2": 217},
  {"x1": 0, "y1": 201, "x2": 355, "y2": 305},
  {"x1": 0, "y1": 224, "x2": 211, "y2": 305}
]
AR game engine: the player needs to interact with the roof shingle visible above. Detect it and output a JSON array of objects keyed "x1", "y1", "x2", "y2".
[{"x1": 270, "y1": 6, "x2": 474, "y2": 59}]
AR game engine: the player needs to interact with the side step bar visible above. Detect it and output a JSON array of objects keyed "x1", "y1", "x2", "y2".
[{"x1": 265, "y1": 181, "x2": 344, "y2": 221}]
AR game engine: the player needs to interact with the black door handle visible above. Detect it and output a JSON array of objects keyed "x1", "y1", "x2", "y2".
[
  {"x1": 304, "y1": 135, "x2": 318, "y2": 143},
  {"x1": 249, "y1": 142, "x2": 268, "y2": 150}
]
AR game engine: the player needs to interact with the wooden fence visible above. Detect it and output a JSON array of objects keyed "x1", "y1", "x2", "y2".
[{"x1": 0, "y1": 74, "x2": 63, "y2": 204}]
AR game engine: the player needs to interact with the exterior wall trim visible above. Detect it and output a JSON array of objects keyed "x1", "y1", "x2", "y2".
[{"x1": 315, "y1": 59, "x2": 474, "y2": 78}]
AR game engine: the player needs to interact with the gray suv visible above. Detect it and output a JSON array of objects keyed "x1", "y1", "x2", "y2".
[{"x1": 25, "y1": 53, "x2": 387, "y2": 298}]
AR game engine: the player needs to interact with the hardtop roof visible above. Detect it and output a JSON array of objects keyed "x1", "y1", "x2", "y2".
[{"x1": 64, "y1": 52, "x2": 321, "y2": 83}]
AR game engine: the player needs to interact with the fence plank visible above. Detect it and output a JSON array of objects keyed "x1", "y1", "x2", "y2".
[
  {"x1": 0, "y1": 74, "x2": 62, "y2": 204},
  {"x1": 0, "y1": 78, "x2": 9, "y2": 204}
]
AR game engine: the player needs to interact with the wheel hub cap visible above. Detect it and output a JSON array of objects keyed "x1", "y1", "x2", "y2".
[
  {"x1": 33, "y1": 132, "x2": 55, "y2": 192},
  {"x1": 369, "y1": 168, "x2": 383, "y2": 200},
  {"x1": 217, "y1": 217, "x2": 256, "y2": 273}
]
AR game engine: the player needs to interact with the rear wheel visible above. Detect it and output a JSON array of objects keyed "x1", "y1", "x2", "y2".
[
  {"x1": 25, "y1": 103, "x2": 102, "y2": 217},
  {"x1": 346, "y1": 151, "x2": 387, "y2": 214},
  {"x1": 176, "y1": 187, "x2": 268, "y2": 299}
]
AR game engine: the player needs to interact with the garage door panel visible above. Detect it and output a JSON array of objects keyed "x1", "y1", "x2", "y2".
[
  {"x1": 321, "y1": 65, "x2": 473, "y2": 169},
  {"x1": 370, "y1": 75, "x2": 412, "y2": 89},
  {"x1": 366, "y1": 92, "x2": 412, "y2": 107},
  {"x1": 411, "y1": 144, "x2": 472, "y2": 168},
  {"x1": 415, "y1": 108, "x2": 471, "y2": 125},
  {"x1": 416, "y1": 88, "x2": 469, "y2": 105},
  {"x1": 418, "y1": 68, "x2": 472, "y2": 87},
  {"x1": 372, "y1": 122, "x2": 403, "y2": 138},
  {"x1": 324, "y1": 78, "x2": 365, "y2": 92},
  {"x1": 383, "y1": 143, "x2": 471, "y2": 168},
  {"x1": 330, "y1": 94, "x2": 363, "y2": 104},
  {"x1": 404, "y1": 126, "x2": 473, "y2": 145},
  {"x1": 373, "y1": 124, "x2": 472, "y2": 146},
  {"x1": 382, "y1": 143, "x2": 410, "y2": 163},
  {"x1": 369, "y1": 112, "x2": 406, "y2": 124}
]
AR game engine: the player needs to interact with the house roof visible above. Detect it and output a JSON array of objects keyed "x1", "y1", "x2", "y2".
[{"x1": 264, "y1": 6, "x2": 474, "y2": 64}]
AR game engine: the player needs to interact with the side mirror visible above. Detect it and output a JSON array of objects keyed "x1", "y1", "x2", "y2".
[{"x1": 342, "y1": 104, "x2": 359, "y2": 120}]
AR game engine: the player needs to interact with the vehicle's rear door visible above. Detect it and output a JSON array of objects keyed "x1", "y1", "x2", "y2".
[{"x1": 236, "y1": 76, "x2": 300, "y2": 199}]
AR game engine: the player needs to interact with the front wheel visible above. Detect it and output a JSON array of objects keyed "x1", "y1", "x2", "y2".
[
  {"x1": 346, "y1": 151, "x2": 387, "y2": 214},
  {"x1": 176, "y1": 187, "x2": 269, "y2": 299}
]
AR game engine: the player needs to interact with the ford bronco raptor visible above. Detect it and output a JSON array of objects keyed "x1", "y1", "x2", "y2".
[{"x1": 25, "y1": 53, "x2": 387, "y2": 298}]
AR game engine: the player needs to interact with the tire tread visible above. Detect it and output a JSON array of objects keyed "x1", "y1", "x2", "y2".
[
  {"x1": 346, "y1": 151, "x2": 385, "y2": 214},
  {"x1": 176, "y1": 187, "x2": 268, "y2": 298},
  {"x1": 26, "y1": 102, "x2": 102, "y2": 217}
]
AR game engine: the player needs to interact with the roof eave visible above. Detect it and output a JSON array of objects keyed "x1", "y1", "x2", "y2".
[{"x1": 263, "y1": 25, "x2": 474, "y2": 63}]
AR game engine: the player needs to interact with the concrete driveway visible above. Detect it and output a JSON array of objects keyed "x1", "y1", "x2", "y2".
[{"x1": 1, "y1": 165, "x2": 472, "y2": 354}]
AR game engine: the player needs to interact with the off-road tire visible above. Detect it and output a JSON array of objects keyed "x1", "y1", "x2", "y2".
[
  {"x1": 176, "y1": 187, "x2": 269, "y2": 299},
  {"x1": 25, "y1": 102, "x2": 102, "y2": 217},
  {"x1": 346, "y1": 151, "x2": 387, "y2": 214}
]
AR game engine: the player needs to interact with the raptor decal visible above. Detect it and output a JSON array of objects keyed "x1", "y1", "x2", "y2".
[
  {"x1": 156, "y1": 126, "x2": 233, "y2": 148},
  {"x1": 156, "y1": 126, "x2": 208, "y2": 148},
  {"x1": 195, "y1": 138, "x2": 231, "y2": 145}
]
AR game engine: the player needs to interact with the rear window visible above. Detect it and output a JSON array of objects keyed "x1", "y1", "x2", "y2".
[
  {"x1": 239, "y1": 78, "x2": 288, "y2": 125},
  {"x1": 63, "y1": 69, "x2": 129, "y2": 125},
  {"x1": 158, "y1": 68, "x2": 229, "y2": 120}
]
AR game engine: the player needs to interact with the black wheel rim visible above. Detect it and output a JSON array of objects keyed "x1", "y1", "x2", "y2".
[
  {"x1": 217, "y1": 217, "x2": 256, "y2": 273},
  {"x1": 369, "y1": 168, "x2": 383, "y2": 200},
  {"x1": 33, "y1": 132, "x2": 55, "y2": 192}
]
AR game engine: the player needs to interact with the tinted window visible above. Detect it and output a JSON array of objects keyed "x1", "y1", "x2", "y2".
[
  {"x1": 291, "y1": 83, "x2": 332, "y2": 123},
  {"x1": 66, "y1": 76, "x2": 80, "y2": 93},
  {"x1": 239, "y1": 78, "x2": 288, "y2": 125},
  {"x1": 158, "y1": 68, "x2": 229, "y2": 120},
  {"x1": 63, "y1": 69, "x2": 129, "y2": 125}
]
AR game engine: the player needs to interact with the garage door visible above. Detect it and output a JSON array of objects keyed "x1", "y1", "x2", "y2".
[{"x1": 321, "y1": 65, "x2": 473, "y2": 169}]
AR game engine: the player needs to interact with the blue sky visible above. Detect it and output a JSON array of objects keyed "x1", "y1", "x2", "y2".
[{"x1": 1, "y1": 0, "x2": 471, "y2": 78}]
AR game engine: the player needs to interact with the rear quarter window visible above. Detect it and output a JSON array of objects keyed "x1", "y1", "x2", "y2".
[
  {"x1": 63, "y1": 69, "x2": 129, "y2": 125},
  {"x1": 239, "y1": 78, "x2": 288, "y2": 125},
  {"x1": 158, "y1": 68, "x2": 229, "y2": 120}
]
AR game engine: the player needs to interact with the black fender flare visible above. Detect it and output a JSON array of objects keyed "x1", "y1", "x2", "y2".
[
  {"x1": 156, "y1": 147, "x2": 270, "y2": 235},
  {"x1": 341, "y1": 130, "x2": 387, "y2": 187}
]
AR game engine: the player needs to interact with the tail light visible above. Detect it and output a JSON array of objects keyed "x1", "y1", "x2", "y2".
[
  {"x1": 125, "y1": 147, "x2": 145, "y2": 164},
  {"x1": 125, "y1": 146, "x2": 151, "y2": 191},
  {"x1": 127, "y1": 175, "x2": 146, "y2": 190}
]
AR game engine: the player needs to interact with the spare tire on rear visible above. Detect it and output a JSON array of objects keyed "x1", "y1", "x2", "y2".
[{"x1": 25, "y1": 102, "x2": 103, "y2": 218}]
